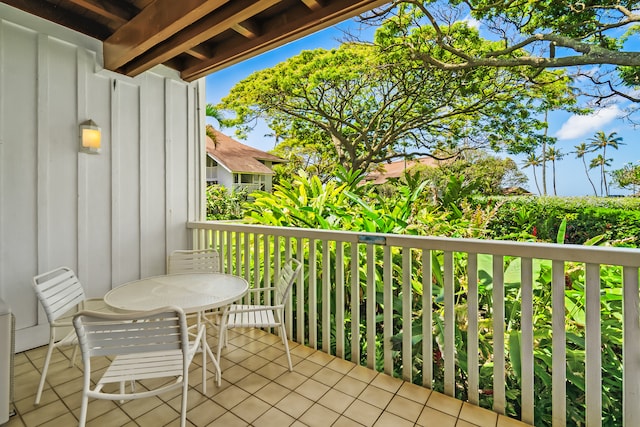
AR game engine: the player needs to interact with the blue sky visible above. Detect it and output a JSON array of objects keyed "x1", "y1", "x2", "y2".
[{"x1": 205, "y1": 19, "x2": 640, "y2": 197}]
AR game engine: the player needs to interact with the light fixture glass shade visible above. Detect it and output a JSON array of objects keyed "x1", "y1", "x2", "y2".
[{"x1": 80, "y1": 119, "x2": 101, "y2": 154}]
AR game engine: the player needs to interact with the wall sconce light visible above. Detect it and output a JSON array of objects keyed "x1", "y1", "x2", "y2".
[{"x1": 80, "y1": 119, "x2": 101, "y2": 154}]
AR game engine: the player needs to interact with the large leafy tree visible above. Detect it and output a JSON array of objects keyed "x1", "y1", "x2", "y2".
[
  {"x1": 369, "y1": 1, "x2": 640, "y2": 102},
  {"x1": 218, "y1": 25, "x2": 573, "y2": 173}
]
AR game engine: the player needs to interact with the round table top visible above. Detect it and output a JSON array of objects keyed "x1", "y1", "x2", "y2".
[{"x1": 104, "y1": 273, "x2": 249, "y2": 313}]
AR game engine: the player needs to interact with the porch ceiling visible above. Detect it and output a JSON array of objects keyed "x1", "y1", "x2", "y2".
[{"x1": 1, "y1": 0, "x2": 387, "y2": 82}]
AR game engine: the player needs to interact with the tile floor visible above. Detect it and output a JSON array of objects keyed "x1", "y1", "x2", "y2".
[{"x1": 3, "y1": 327, "x2": 532, "y2": 427}]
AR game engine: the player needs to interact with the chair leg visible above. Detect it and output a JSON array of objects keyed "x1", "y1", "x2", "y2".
[
  {"x1": 35, "y1": 338, "x2": 56, "y2": 405},
  {"x1": 78, "y1": 393, "x2": 89, "y2": 427},
  {"x1": 280, "y1": 325, "x2": 293, "y2": 371},
  {"x1": 180, "y1": 377, "x2": 188, "y2": 427},
  {"x1": 69, "y1": 345, "x2": 78, "y2": 367}
]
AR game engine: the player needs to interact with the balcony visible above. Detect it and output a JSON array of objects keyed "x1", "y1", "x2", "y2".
[
  {"x1": 184, "y1": 221, "x2": 640, "y2": 427},
  {"x1": 10, "y1": 327, "x2": 529, "y2": 426}
]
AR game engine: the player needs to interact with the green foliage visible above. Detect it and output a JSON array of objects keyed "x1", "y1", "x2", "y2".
[
  {"x1": 478, "y1": 196, "x2": 640, "y2": 246},
  {"x1": 218, "y1": 21, "x2": 574, "y2": 173},
  {"x1": 610, "y1": 162, "x2": 640, "y2": 194},
  {"x1": 205, "y1": 185, "x2": 248, "y2": 220}
]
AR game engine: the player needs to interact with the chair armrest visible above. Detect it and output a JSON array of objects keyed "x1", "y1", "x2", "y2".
[
  {"x1": 247, "y1": 287, "x2": 276, "y2": 294},
  {"x1": 227, "y1": 304, "x2": 284, "y2": 314}
]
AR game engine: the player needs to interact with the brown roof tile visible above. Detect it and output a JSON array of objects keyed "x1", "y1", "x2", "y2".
[
  {"x1": 206, "y1": 130, "x2": 286, "y2": 174},
  {"x1": 366, "y1": 157, "x2": 440, "y2": 184}
]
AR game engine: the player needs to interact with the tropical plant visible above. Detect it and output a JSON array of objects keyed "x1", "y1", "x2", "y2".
[
  {"x1": 587, "y1": 131, "x2": 624, "y2": 196},
  {"x1": 574, "y1": 142, "x2": 598, "y2": 196},
  {"x1": 545, "y1": 146, "x2": 563, "y2": 196},
  {"x1": 521, "y1": 153, "x2": 541, "y2": 195}
]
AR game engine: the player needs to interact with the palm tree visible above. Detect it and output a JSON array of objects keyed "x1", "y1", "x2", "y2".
[
  {"x1": 574, "y1": 143, "x2": 598, "y2": 196},
  {"x1": 590, "y1": 155, "x2": 612, "y2": 196},
  {"x1": 545, "y1": 147, "x2": 563, "y2": 196},
  {"x1": 587, "y1": 131, "x2": 624, "y2": 196},
  {"x1": 205, "y1": 104, "x2": 227, "y2": 146},
  {"x1": 522, "y1": 153, "x2": 541, "y2": 195}
]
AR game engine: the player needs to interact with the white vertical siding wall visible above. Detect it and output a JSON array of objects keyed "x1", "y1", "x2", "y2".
[{"x1": 0, "y1": 5, "x2": 205, "y2": 351}]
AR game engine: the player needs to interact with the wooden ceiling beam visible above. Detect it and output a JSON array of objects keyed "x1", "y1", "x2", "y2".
[
  {"x1": 232, "y1": 20, "x2": 260, "y2": 39},
  {"x1": 66, "y1": 0, "x2": 135, "y2": 26},
  {"x1": 121, "y1": 0, "x2": 279, "y2": 77},
  {"x1": 186, "y1": 45, "x2": 211, "y2": 61},
  {"x1": 181, "y1": 0, "x2": 388, "y2": 81},
  {"x1": 1, "y1": 0, "x2": 112, "y2": 39},
  {"x1": 103, "y1": 0, "x2": 230, "y2": 71},
  {"x1": 301, "y1": 0, "x2": 323, "y2": 11}
]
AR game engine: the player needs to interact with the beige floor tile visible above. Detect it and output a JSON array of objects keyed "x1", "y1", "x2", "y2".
[
  {"x1": 318, "y1": 388, "x2": 355, "y2": 413},
  {"x1": 426, "y1": 391, "x2": 463, "y2": 417},
  {"x1": 332, "y1": 416, "x2": 366, "y2": 427},
  {"x1": 415, "y1": 406, "x2": 458, "y2": 427},
  {"x1": 373, "y1": 411, "x2": 415, "y2": 427},
  {"x1": 343, "y1": 399, "x2": 384, "y2": 426},
  {"x1": 254, "y1": 381, "x2": 291, "y2": 406},
  {"x1": 357, "y1": 385, "x2": 394, "y2": 409},
  {"x1": 306, "y1": 350, "x2": 335, "y2": 366},
  {"x1": 85, "y1": 407, "x2": 132, "y2": 427},
  {"x1": 456, "y1": 420, "x2": 478, "y2": 427},
  {"x1": 21, "y1": 400, "x2": 71, "y2": 426},
  {"x1": 326, "y1": 357, "x2": 356, "y2": 374},
  {"x1": 385, "y1": 395, "x2": 425, "y2": 422},
  {"x1": 497, "y1": 415, "x2": 533, "y2": 427},
  {"x1": 300, "y1": 403, "x2": 341, "y2": 427},
  {"x1": 10, "y1": 329, "x2": 535, "y2": 427},
  {"x1": 207, "y1": 410, "x2": 249, "y2": 426},
  {"x1": 187, "y1": 400, "x2": 226, "y2": 426},
  {"x1": 235, "y1": 371, "x2": 272, "y2": 394},
  {"x1": 333, "y1": 375, "x2": 368, "y2": 397},
  {"x1": 256, "y1": 361, "x2": 289, "y2": 380},
  {"x1": 295, "y1": 378, "x2": 331, "y2": 401},
  {"x1": 397, "y1": 381, "x2": 431, "y2": 404},
  {"x1": 242, "y1": 354, "x2": 271, "y2": 371},
  {"x1": 311, "y1": 366, "x2": 345, "y2": 387},
  {"x1": 370, "y1": 374, "x2": 403, "y2": 394},
  {"x1": 275, "y1": 392, "x2": 314, "y2": 418},
  {"x1": 347, "y1": 365, "x2": 378, "y2": 383},
  {"x1": 220, "y1": 363, "x2": 252, "y2": 383},
  {"x1": 230, "y1": 395, "x2": 272, "y2": 423},
  {"x1": 275, "y1": 371, "x2": 308, "y2": 390},
  {"x1": 458, "y1": 402, "x2": 498, "y2": 427},
  {"x1": 213, "y1": 384, "x2": 251, "y2": 410},
  {"x1": 294, "y1": 359, "x2": 324, "y2": 377},
  {"x1": 133, "y1": 399, "x2": 181, "y2": 425},
  {"x1": 252, "y1": 407, "x2": 296, "y2": 427}
]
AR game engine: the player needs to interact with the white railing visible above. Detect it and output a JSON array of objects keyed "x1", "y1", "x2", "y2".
[{"x1": 188, "y1": 221, "x2": 640, "y2": 427}]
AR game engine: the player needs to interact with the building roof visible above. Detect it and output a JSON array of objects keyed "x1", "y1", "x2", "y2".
[
  {"x1": 206, "y1": 129, "x2": 286, "y2": 175},
  {"x1": 366, "y1": 157, "x2": 441, "y2": 184}
]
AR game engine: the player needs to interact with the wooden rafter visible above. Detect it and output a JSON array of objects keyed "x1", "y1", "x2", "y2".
[
  {"x1": 232, "y1": 20, "x2": 260, "y2": 39},
  {"x1": 104, "y1": 0, "x2": 231, "y2": 70},
  {"x1": 181, "y1": 0, "x2": 388, "y2": 81},
  {"x1": 120, "y1": 0, "x2": 279, "y2": 77}
]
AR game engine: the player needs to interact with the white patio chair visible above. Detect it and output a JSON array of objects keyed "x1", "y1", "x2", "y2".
[
  {"x1": 168, "y1": 248, "x2": 222, "y2": 329},
  {"x1": 72, "y1": 306, "x2": 203, "y2": 427},
  {"x1": 31, "y1": 266, "x2": 112, "y2": 405},
  {"x1": 217, "y1": 258, "x2": 303, "y2": 371},
  {"x1": 167, "y1": 248, "x2": 220, "y2": 274}
]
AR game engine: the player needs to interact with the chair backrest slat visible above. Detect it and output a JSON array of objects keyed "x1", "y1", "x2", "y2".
[
  {"x1": 168, "y1": 249, "x2": 220, "y2": 274},
  {"x1": 73, "y1": 307, "x2": 188, "y2": 358},
  {"x1": 33, "y1": 267, "x2": 86, "y2": 322},
  {"x1": 275, "y1": 258, "x2": 303, "y2": 304}
]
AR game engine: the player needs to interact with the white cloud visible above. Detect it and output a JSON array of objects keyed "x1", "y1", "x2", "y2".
[
  {"x1": 461, "y1": 15, "x2": 481, "y2": 30},
  {"x1": 555, "y1": 105, "x2": 622, "y2": 140}
]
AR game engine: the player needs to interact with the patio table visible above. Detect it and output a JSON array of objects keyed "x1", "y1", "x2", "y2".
[{"x1": 104, "y1": 272, "x2": 249, "y2": 393}]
